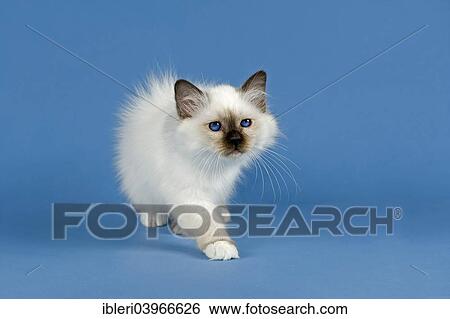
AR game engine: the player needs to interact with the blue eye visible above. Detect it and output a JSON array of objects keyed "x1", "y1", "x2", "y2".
[
  {"x1": 208, "y1": 121, "x2": 222, "y2": 132},
  {"x1": 240, "y1": 118, "x2": 252, "y2": 128}
]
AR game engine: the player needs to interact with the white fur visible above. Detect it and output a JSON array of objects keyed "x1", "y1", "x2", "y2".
[{"x1": 116, "y1": 73, "x2": 278, "y2": 260}]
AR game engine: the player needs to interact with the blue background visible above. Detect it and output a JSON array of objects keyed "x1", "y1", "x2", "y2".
[{"x1": 1, "y1": 0, "x2": 449, "y2": 298}]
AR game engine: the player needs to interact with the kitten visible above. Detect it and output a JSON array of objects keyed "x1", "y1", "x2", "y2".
[{"x1": 116, "y1": 70, "x2": 279, "y2": 260}]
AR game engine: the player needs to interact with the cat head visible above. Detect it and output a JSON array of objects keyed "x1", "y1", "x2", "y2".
[{"x1": 174, "y1": 71, "x2": 279, "y2": 161}]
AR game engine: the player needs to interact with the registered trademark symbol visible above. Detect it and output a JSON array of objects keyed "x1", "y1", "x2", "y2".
[{"x1": 393, "y1": 207, "x2": 403, "y2": 220}]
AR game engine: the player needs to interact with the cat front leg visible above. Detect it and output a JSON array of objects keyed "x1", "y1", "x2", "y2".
[
  {"x1": 197, "y1": 203, "x2": 239, "y2": 260},
  {"x1": 170, "y1": 201, "x2": 239, "y2": 260},
  {"x1": 134, "y1": 204, "x2": 170, "y2": 228},
  {"x1": 139, "y1": 212, "x2": 168, "y2": 228}
]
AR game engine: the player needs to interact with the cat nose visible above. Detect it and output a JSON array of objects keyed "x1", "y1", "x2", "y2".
[{"x1": 227, "y1": 131, "x2": 243, "y2": 147}]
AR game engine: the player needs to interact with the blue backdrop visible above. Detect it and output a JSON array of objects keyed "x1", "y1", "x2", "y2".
[{"x1": 1, "y1": 0, "x2": 449, "y2": 298}]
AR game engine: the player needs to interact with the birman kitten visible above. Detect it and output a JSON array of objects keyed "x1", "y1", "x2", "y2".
[{"x1": 116, "y1": 70, "x2": 279, "y2": 260}]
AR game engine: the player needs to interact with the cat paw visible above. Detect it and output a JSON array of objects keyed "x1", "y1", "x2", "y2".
[
  {"x1": 203, "y1": 241, "x2": 239, "y2": 260},
  {"x1": 139, "y1": 213, "x2": 168, "y2": 227}
]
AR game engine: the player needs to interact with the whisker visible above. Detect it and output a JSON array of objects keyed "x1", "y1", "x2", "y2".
[
  {"x1": 271, "y1": 142, "x2": 289, "y2": 151},
  {"x1": 261, "y1": 153, "x2": 290, "y2": 200},
  {"x1": 264, "y1": 151, "x2": 300, "y2": 195},
  {"x1": 264, "y1": 148, "x2": 302, "y2": 171},
  {"x1": 251, "y1": 153, "x2": 266, "y2": 200},
  {"x1": 258, "y1": 156, "x2": 277, "y2": 201},
  {"x1": 199, "y1": 151, "x2": 214, "y2": 177},
  {"x1": 261, "y1": 154, "x2": 281, "y2": 201}
]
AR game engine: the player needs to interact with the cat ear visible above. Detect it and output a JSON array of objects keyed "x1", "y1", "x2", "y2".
[
  {"x1": 241, "y1": 70, "x2": 267, "y2": 112},
  {"x1": 174, "y1": 79, "x2": 205, "y2": 119}
]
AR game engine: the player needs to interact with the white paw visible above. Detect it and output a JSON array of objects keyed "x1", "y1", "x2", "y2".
[
  {"x1": 203, "y1": 241, "x2": 239, "y2": 261},
  {"x1": 139, "y1": 213, "x2": 168, "y2": 227}
]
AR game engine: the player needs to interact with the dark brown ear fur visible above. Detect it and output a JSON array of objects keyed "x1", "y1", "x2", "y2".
[
  {"x1": 241, "y1": 70, "x2": 267, "y2": 112},
  {"x1": 174, "y1": 79, "x2": 205, "y2": 119}
]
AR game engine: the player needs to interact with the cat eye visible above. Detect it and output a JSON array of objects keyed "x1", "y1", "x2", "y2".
[
  {"x1": 208, "y1": 121, "x2": 222, "y2": 132},
  {"x1": 240, "y1": 118, "x2": 252, "y2": 128}
]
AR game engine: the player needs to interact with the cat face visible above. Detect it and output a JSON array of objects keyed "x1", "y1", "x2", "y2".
[{"x1": 175, "y1": 71, "x2": 279, "y2": 160}]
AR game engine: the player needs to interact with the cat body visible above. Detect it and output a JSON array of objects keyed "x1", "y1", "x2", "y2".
[{"x1": 116, "y1": 71, "x2": 278, "y2": 260}]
